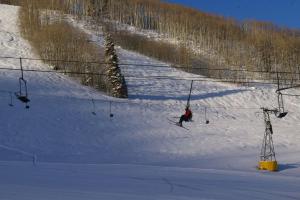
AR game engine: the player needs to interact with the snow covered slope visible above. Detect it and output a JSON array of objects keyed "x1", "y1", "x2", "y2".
[
  {"x1": 1, "y1": 162, "x2": 300, "y2": 200},
  {"x1": 0, "y1": 4, "x2": 300, "y2": 200}
]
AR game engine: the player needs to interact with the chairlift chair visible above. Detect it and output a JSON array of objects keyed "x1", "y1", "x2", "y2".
[
  {"x1": 276, "y1": 111, "x2": 288, "y2": 119},
  {"x1": 15, "y1": 77, "x2": 30, "y2": 108},
  {"x1": 274, "y1": 73, "x2": 289, "y2": 119},
  {"x1": 109, "y1": 101, "x2": 114, "y2": 118},
  {"x1": 275, "y1": 91, "x2": 287, "y2": 118},
  {"x1": 204, "y1": 107, "x2": 210, "y2": 124}
]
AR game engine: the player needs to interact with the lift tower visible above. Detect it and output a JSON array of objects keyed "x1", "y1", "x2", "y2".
[
  {"x1": 259, "y1": 108, "x2": 278, "y2": 171},
  {"x1": 258, "y1": 73, "x2": 291, "y2": 171}
]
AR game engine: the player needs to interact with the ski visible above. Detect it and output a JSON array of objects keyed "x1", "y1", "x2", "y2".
[{"x1": 167, "y1": 118, "x2": 189, "y2": 130}]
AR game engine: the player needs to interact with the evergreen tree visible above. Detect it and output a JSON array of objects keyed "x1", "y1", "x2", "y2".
[{"x1": 104, "y1": 33, "x2": 128, "y2": 98}]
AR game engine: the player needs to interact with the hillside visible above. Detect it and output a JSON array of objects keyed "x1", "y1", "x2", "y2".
[
  {"x1": 0, "y1": 4, "x2": 300, "y2": 200},
  {"x1": 5, "y1": 0, "x2": 300, "y2": 84},
  {"x1": 85, "y1": 0, "x2": 300, "y2": 82}
]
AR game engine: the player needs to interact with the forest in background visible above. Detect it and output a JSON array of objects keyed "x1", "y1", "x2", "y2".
[
  {"x1": 19, "y1": 4, "x2": 107, "y2": 92},
  {"x1": 1, "y1": 0, "x2": 300, "y2": 84},
  {"x1": 85, "y1": 0, "x2": 300, "y2": 83},
  {"x1": 3, "y1": 0, "x2": 128, "y2": 98}
]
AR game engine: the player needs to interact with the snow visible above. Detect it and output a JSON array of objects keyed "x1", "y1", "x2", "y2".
[
  {"x1": 1, "y1": 162, "x2": 300, "y2": 200},
  {"x1": 0, "y1": 4, "x2": 300, "y2": 200},
  {"x1": 102, "y1": 19, "x2": 224, "y2": 63}
]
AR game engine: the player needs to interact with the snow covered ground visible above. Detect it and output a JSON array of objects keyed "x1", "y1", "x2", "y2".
[
  {"x1": 0, "y1": 4, "x2": 300, "y2": 200},
  {"x1": 1, "y1": 162, "x2": 300, "y2": 200}
]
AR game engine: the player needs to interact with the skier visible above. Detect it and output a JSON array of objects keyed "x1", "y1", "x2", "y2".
[{"x1": 178, "y1": 106, "x2": 192, "y2": 127}]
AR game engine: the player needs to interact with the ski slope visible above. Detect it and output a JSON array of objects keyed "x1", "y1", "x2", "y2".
[{"x1": 0, "y1": 4, "x2": 300, "y2": 200}]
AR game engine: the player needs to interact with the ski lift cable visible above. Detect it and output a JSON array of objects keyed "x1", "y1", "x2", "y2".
[
  {"x1": 0, "y1": 87, "x2": 265, "y2": 111},
  {"x1": 1, "y1": 55, "x2": 300, "y2": 75},
  {"x1": 0, "y1": 64, "x2": 299, "y2": 84},
  {"x1": 0, "y1": 65, "x2": 277, "y2": 80},
  {"x1": 0, "y1": 72, "x2": 295, "y2": 112},
  {"x1": 0, "y1": 66, "x2": 288, "y2": 85},
  {"x1": 1, "y1": 59, "x2": 299, "y2": 112}
]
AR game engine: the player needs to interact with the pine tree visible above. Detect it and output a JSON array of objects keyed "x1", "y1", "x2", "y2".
[{"x1": 104, "y1": 33, "x2": 128, "y2": 98}]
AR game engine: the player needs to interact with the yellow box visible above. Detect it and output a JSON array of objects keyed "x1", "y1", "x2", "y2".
[{"x1": 258, "y1": 161, "x2": 278, "y2": 171}]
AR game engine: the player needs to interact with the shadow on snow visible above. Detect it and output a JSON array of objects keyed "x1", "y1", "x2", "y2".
[
  {"x1": 278, "y1": 163, "x2": 300, "y2": 172},
  {"x1": 129, "y1": 89, "x2": 249, "y2": 101}
]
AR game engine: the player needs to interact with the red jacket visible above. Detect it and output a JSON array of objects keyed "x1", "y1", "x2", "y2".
[{"x1": 184, "y1": 109, "x2": 192, "y2": 119}]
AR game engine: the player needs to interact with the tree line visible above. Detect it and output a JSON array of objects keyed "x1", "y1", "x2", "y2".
[
  {"x1": 0, "y1": 0, "x2": 19, "y2": 5},
  {"x1": 5, "y1": 0, "x2": 300, "y2": 84},
  {"x1": 86, "y1": 0, "x2": 300, "y2": 83},
  {"x1": 16, "y1": 0, "x2": 127, "y2": 98}
]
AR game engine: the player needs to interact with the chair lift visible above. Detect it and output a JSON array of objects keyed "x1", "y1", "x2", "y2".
[
  {"x1": 259, "y1": 107, "x2": 277, "y2": 171},
  {"x1": 186, "y1": 80, "x2": 209, "y2": 124},
  {"x1": 275, "y1": 74, "x2": 288, "y2": 118},
  {"x1": 15, "y1": 77, "x2": 30, "y2": 108},
  {"x1": 185, "y1": 80, "x2": 193, "y2": 122},
  {"x1": 184, "y1": 80, "x2": 209, "y2": 124},
  {"x1": 15, "y1": 58, "x2": 30, "y2": 109},
  {"x1": 275, "y1": 91, "x2": 287, "y2": 118},
  {"x1": 109, "y1": 101, "x2": 114, "y2": 118},
  {"x1": 204, "y1": 107, "x2": 210, "y2": 124}
]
